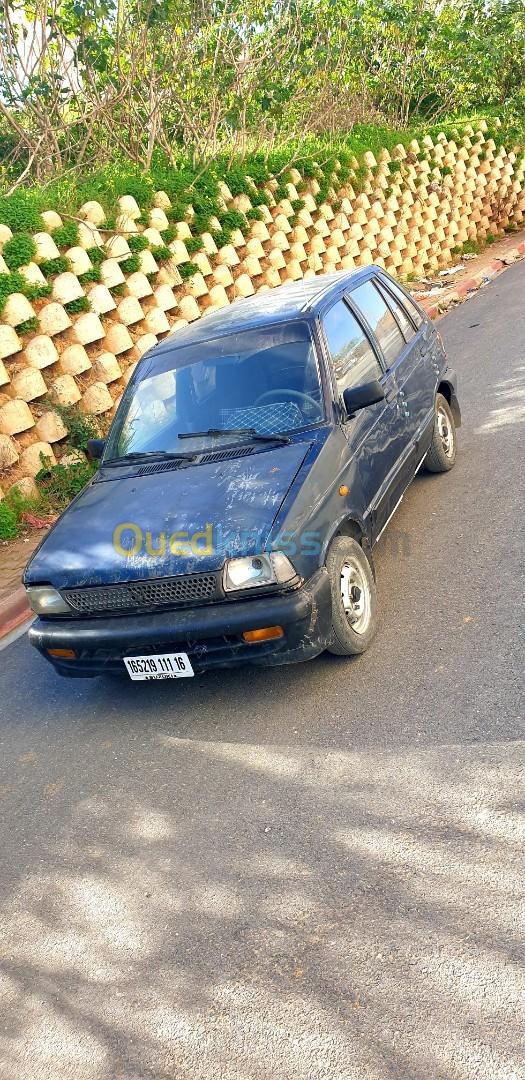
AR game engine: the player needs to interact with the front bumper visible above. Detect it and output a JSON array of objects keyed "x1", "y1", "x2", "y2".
[{"x1": 28, "y1": 569, "x2": 333, "y2": 678}]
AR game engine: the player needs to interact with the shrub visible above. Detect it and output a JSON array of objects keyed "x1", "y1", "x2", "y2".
[
  {"x1": 2, "y1": 233, "x2": 37, "y2": 271},
  {"x1": 120, "y1": 254, "x2": 141, "y2": 273},
  {"x1": 128, "y1": 234, "x2": 149, "y2": 253},
  {"x1": 52, "y1": 221, "x2": 80, "y2": 248},
  {"x1": 36, "y1": 458, "x2": 96, "y2": 509},
  {"x1": 40, "y1": 256, "x2": 71, "y2": 276},
  {"x1": 86, "y1": 245, "x2": 105, "y2": 265},
  {"x1": 160, "y1": 225, "x2": 178, "y2": 244},
  {"x1": 166, "y1": 202, "x2": 190, "y2": 224},
  {"x1": 17, "y1": 316, "x2": 39, "y2": 335},
  {"x1": 24, "y1": 282, "x2": 52, "y2": 300},
  {"x1": 0, "y1": 501, "x2": 20, "y2": 541},
  {"x1": 78, "y1": 267, "x2": 101, "y2": 284},
  {"x1": 249, "y1": 190, "x2": 271, "y2": 208},
  {"x1": 47, "y1": 402, "x2": 99, "y2": 451},
  {"x1": 191, "y1": 212, "x2": 213, "y2": 234},
  {"x1": 0, "y1": 271, "x2": 25, "y2": 313},
  {"x1": 178, "y1": 261, "x2": 200, "y2": 280},
  {"x1": 0, "y1": 192, "x2": 43, "y2": 232},
  {"x1": 64, "y1": 296, "x2": 90, "y2": 314},
  {"x1": 246, "y1": 207, "x2": 264, "y2": 222},
  {"x1": 185, "y1": 236, "x2": 203, "y2": 255},
  {"x1": 219, "y1": 209, "x2": 247, "y2": 232},
  {"x1": 223, "y1": 169, "x2": 252, "y2": 197},
  {"x1": 151, "y1": 245, "x2": 173, "y2": 263}
]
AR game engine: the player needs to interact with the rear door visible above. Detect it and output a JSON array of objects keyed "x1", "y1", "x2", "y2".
[
  {"x1": 376, "y1": 274, "x2": 437, "y2": 462},
  {"x1": 321, "y1": 297, "x2": 403, "y2": 541}
]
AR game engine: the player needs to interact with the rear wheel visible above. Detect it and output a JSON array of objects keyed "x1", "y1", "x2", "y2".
[
  {"x1": 326, "y1": 536, "x2": 377, "y2": 656},
  {"x1": 425, "y1": 393, "x2": 457, "y2": 472}
]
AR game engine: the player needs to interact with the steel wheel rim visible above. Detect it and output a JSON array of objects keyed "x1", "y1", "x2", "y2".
[
  {"x1": 437, "y1": 406, "x2": 454, "y2": 457},
  {"x1": 340, "y1": 557, "x2": 371, "y2": 635}
]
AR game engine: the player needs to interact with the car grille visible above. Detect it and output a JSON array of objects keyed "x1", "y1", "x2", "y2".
[{"x1": 62, "y1": 573, "x2": 221, "y2": 615}]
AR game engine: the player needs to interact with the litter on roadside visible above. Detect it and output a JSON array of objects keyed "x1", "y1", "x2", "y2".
[{"x1": 438, "y1": 264, "x2": 465, "y2": 276}]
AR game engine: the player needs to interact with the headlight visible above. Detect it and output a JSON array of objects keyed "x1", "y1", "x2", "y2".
[
  {"x1": 223, "y1": 552, "x2": 297, "y2": 593},
  {"x1": 25, "y1": 586, "x2": 71, "y2": 616}
]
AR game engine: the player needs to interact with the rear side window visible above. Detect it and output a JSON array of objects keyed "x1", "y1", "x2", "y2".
[
  {"x1": 323, "y1": 300, "x2": 383, "y2": 394},
  {"x1": 349, "y1": 280, "x2": 406, "y2": 367},
  {"x1": 384, "y1": 278, "x2": 424, "y2": 328},
  {"x1": 376, "y1": 281, "x2": 415, "y2": 342}
]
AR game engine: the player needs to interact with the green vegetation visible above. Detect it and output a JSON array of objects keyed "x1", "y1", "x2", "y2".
[
  {"x1": 16, "y1": 316, "x2": 39, "y2": 335},
  {"x1": 36, "y1": 457, "x2": 97, "y2": 510},
  {"x1": 150, "y1": 245, "x2": 174, "y2": 263},
  {"x1": 39, "y1": 256, "x2": 71, "y2": 277},
  {"x1": 128, "y1": 234, "x2": 150, "y2": 253},
  {"x1": 78, "y1": 267, "x2": 102, "y2": 284},
  {"x1": 178, "y1": 261, "x2": 200, "y2": 281},
  {"x1": 0, "y1": 501, "x2": 20, "y2": 541},
  {"x1": 52, "y1": 222, "x2": 80, "y2": 249},
  {"x1": 2, "y1": 233, "x2": 37, "y2": 271},
  {"x1": 120, "y1": 254, "x2": 141, "y2": 274},
  {"x1": 64, "y1": 296, "x2": 91, "y2": 314},
  {"x1": 47, "y1": 402, "x2": 100, "y2": 452},
  {"x1": 0, "y1": 403, "x2": 102, "y2": 539}
]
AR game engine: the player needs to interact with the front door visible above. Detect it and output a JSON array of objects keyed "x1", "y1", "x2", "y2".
[
  {"x1": 344, "y1": 279, "x2": 417, "y2": 538},
  {"x1": 321, "y1": 297, "x2": 405, "y2": 542}
]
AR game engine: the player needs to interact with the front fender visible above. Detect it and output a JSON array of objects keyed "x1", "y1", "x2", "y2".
[{"x1": 440, "y1": 367, "x2": 462, "y2": 427}]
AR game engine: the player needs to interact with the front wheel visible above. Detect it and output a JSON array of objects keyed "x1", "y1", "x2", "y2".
[
  {"x1": 326, "y1": 536, "x2": 378, "y2": 656},
  {"x1": 425, "y1": 393, "x2": 457, "y2": 473}
]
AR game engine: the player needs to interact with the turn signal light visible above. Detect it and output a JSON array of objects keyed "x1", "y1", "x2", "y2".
[
  {"x1": 242, "y1": 626, "x2": 284, "y2": 643},
  {"x1": 47, "y1": 648, "x2": 77, "y2": 659}
]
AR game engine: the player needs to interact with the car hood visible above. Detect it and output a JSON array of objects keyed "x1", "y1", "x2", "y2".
[{"x1": 25, "y1": 442, "x2": 311, "y2": 588}]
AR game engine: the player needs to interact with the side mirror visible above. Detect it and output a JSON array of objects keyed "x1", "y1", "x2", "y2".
[
  {"x1": 343, "y1": 380, "x2": 385, "y2": 417},
  {"x1": 87, "y1": 438, "x2": 105, "y2": 461}
]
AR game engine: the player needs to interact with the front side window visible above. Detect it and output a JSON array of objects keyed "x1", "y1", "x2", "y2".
[
  {"x1": 105, "y1": 322, "x2": 324, "y2": 460},
  {"x1": 350, "y1": 280, "x2": 406, "y2": 368},
  {"x1": 323, "y1": 299, "x2": 383, "y2": 395}
]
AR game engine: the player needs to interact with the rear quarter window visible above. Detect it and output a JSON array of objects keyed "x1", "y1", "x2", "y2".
[{"x1": 382, "y1": 277, "x2": 425, "y2": 329}]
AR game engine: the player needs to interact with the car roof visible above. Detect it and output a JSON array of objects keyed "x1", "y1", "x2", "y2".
[{"x1": 149, "y1": 266, "x2": 376, "y2": 359}]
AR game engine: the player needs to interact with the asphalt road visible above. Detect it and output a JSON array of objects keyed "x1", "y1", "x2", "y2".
[{"x1": 1, "y1": 264, "x2": 524, "y2": 1080}]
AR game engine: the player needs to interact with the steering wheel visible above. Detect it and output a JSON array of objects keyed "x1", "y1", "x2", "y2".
[{"x1": 255, "y1": 388, "x2": 321, "y2": 413}]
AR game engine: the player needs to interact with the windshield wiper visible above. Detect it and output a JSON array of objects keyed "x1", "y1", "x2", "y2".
[
  {"x1": 103, "y1": 450, "x2": 196, "y2": 467},
  {"x1": 178, "y1": 427, "x2": 290, "y2": 444}
]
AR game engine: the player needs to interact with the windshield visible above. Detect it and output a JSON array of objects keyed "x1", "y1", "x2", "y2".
[{"x1": 104, "y1": 321, "x2": 324, "y2": 460}]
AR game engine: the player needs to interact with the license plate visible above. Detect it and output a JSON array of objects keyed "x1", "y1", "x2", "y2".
[{"x1": 124, "y1": 652, "x2": 194, "y2": 680}]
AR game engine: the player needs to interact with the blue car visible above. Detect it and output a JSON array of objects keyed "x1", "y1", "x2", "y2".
[{"x1": 24, "y1": 267, "x2": 460, "y2": 680}]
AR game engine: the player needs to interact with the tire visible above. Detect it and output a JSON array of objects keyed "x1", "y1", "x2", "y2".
[
  {"x1": 326, "y1": 536, "x2": 378, "y2": 656},
  {"x1": 425, "y1": 393, "x2": 457, "y2": 473}
]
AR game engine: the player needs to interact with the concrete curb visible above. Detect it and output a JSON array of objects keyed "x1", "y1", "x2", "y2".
[
  {"x1": 0, "y1": 586, "x2": 32, "y2": 641},
  {"x1": 417, "y1": 242, "x2": 525, "y2": 319}
]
